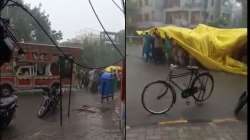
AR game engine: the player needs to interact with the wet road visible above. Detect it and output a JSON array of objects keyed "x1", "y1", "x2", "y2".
[
  {"x1": 1, "y1": 89, "x2": 122, "y2": 140},
  {"x1": 126, "y1": 45, "x2": 247, "y2": 127}
]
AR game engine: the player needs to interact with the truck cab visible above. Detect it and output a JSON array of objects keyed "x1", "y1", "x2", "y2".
[
  {"x1": 0, "y1": 64, "x2": 61, "y2": 96},
  {"x1": 0, "y1": 43, "x2": 80, "y2": 96}
]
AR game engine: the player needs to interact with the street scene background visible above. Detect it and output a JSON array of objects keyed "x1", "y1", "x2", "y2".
[
  {"x1": 0, "y1": 0, "x2": 125, "y2": 140},
  {"x1": 126, "y1": 0, "x2": 247, "y2": 139}
]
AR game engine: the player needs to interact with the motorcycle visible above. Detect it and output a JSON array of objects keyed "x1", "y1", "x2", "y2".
[
  {"x1": 37, "y1": 87, "x2": 59, "y2": 118},
  {"x1": 0, "y1": 94, "x2": 18, "y2": 129},
  {"x1": 0, "y1": 5, "x2": 20, "y2": 129}
]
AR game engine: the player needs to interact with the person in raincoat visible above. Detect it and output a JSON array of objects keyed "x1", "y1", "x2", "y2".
[
  {"x1": 163, "y1": 34, "x2": 172, "y2": 64},
  {"x1": 88, "y1": 69, "x2": 96, "y2": 91},
  {"x1": 171, "y1": 39, "x2": 179, "y2": 65},
  {"x1": 152, "y1": 30, "x2": 164, "y2": 64},
  {"x1": 142, "y1": 32, "x2": 152, "y2": 63}
]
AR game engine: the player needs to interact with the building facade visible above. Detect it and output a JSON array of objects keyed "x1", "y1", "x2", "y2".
[
  {"x1": 135, "y1": 0, "x2": 235, "y2": 28},
  {"x1": 163, "y1": 0, "x2": 207, "y2": 27},
  {"x1": 237, "y1": 0, "x2": 247, "y2": 26},
  {"x1": 163, "y1": 0, "x2": 233, "y2": 27},
  {"x1": 136, "y1": 0, "x2": 165, "y2": 28}
]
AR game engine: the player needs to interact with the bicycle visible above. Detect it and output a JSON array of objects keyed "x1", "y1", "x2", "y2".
[{"x1": 141, "y1": 64, "x2": 214, "y2": 114}]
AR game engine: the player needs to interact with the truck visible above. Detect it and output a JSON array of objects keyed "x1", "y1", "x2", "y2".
[{"x1": 0, "y1": 42, "x2": 81, "y2": 95}]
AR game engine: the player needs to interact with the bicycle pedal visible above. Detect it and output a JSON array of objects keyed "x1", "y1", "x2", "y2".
[{"x1": 185, "y1": 101, "x2": 190, "y2": 106}]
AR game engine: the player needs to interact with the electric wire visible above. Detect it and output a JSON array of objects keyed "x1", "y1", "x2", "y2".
[
  {"x1": 121, "y1": 0, "x2": 125, "y2": 11},
  {"x1": 9, "y1": 0, "x2": 124, "y2": 69},
  {"x1": 111, "y1": 0, "x2": 124, "y2": 13},
  {"x1": 88, "y1": 0, "x2": 124, "y2": 58}
]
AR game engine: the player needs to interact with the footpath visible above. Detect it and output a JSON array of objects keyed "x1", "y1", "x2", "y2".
[{"x1": 126, "y1": 120, "x2": 247, "y2": 140}]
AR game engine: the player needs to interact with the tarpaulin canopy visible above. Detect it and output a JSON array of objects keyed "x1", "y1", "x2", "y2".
[{"x1": 137, "y1": 24, "x2": 247, "y2": 76}]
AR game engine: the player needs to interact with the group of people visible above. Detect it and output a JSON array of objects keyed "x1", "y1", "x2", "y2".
[
  {"x1": 142, "y1": 32, "x2": 166, "y2": 64},
  {"x1": 78, "y1": 69, "x2": 102, "y2": 93},
  {"x1": 142, "y1": 29, "x2": 197, "y2": 67},
  {"x1": 77, "y1": 68, "x2": 121, "y2": 93}
]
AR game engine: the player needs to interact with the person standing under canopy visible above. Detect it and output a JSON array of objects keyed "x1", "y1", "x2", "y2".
[
  {"x1": 164, "y1": 34, "x2": 172, "y2": 65},
  {"x1": 152, "y1": 30, "x2": 164, "y2": 64},
  {"x1": 142, "y1": 32, "x2": 151, "y2": 63}
]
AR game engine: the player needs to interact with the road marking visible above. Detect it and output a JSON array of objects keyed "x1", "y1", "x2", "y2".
[
  {"x1": 159, "y1": 119, "x2": 188, "y2": 125},
  {"x1": 159, "y1": 118, "x2": 239, "y2": 125},
  {"x1": 212, "y1": 118, "x2": 239, "y2": 123}
]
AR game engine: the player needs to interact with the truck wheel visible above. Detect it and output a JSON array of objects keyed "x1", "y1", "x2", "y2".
[
  {"x1": 0, "y1": 85, "x2": 13, "y2": 97},
  {"x1": 51, "y1": 84, "x2": 60, "y2": 94},
  {"x1": 0, "y1": 108, "x2": 16, "y2": 129}
]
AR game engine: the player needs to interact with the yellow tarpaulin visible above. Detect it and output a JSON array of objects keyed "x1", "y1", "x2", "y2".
[
  {"x1": 105, "y1": 66, "x2": 122, "y2": 72},
  {"x1": 137, "y1": 24, "x2": 247, "y2": 76}
]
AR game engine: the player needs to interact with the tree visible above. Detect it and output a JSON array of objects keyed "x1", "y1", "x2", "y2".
[
  {"x1": 2, "y1": 0, "x2": 63, "y2": 44},
  {"x1": 116, "y1": 30, "x2": 125, "y2": 56},
  {"x1": 62, "y1": 32, "x2": 122, "y2": 68},
  {"x1": 207, "y1": 17, "x2": 231, "y2": 27}
]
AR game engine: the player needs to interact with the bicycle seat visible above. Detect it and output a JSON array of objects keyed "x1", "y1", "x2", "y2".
[{"x1": 0, "y1": 95, "x2": 17, "y2": 109}]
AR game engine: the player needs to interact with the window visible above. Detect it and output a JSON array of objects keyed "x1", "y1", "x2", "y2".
[
  {"x1": 139, "y1": 0, "x2": 142, "y2": 7},
  {"x1": 211, "y1": 15, "x2": 214, "y2": 21},
  {"x1": 176, "y1": 0, "x2": 180, "y2": 7},
  {"x1": 37, "y1": 64, "x2": 46, "y2": 76},
  {"x1": 211, "y1": 0, "x2": 214, "y2": 6},
  {"x1": 145, "y1": 0, "x2": 149, "y2": 6},
  {"x1": 18, "y1": 67, "x2": 30, "y2": 76},
  {"x1": 144, "y1": 13, "x2": 149, "y2": 21}
]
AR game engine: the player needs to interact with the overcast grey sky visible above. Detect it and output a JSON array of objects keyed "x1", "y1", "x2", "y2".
[{"x1": 23, "y1": 0, "x2": 125, "y2": 41}]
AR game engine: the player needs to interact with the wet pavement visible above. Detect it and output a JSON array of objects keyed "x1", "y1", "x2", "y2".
[
  {"x1": 0, "y1": 89, "x2": 122, "y2": 140},
  {"x1": 126, "y1": 45, "x2": 247, "y2": 128},
  {"x1": 126, "y1": 120, "x2": 247, "y2": 140}
]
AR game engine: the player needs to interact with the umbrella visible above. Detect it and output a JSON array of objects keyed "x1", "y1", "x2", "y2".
[{"x1": 105, "y1": 66, "x2": 122, "y2": 72}]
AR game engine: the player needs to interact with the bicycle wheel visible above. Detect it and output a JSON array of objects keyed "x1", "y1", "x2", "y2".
[
  {"x1": 234, "y1": 93, "x2": 247, "y2": 115},
  {"x1": 141, "y1": 80, "x2": 176, "y2": 114},
  {"x1": 191, "y1": 72, "x2": 214, "y2": 102}
]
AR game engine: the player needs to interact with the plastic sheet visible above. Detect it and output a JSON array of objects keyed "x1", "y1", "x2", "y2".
[{"x1": 137, "y1": 24, "x2": 247, "y2": 76}]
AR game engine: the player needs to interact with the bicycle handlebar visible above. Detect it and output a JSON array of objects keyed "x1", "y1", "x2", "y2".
[{"x1": 169, "y1": 64, "x2": 199, "y2": 71}]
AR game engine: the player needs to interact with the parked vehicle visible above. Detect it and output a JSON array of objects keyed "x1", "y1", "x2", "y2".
[
  {"x1": 37, "y1": 86, "x2": 59, "y2": 118},
  {"x1": 0, "y1": 5, "x2": 20, "y2": 129},
  {"x1": 0, "y1": 42, "x2": 81, "y2": 95},
  {"x1": 0, "y1": 94, "x2": 18, "y2": 128},
  {"x1": 141, "y1": 65, "x2": 214, "y2": 114}
]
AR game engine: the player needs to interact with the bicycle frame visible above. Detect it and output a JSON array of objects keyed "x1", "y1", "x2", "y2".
[{"x1": 167, "y1": 68, "x2": 199, "y2": 93}]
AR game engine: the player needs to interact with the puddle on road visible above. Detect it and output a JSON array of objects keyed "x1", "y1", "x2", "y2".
[{"x1": 99, "y1": 107, "x2": 110, "y2": 113}]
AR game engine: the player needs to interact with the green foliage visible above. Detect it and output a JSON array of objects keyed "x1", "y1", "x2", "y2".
[
  {"x1": 116, "y1": 30, "x2": 125, "y2": 55},
  {"x1": 206, "y1": 17, "x2": 231, "y2": 27},
  {"x1": 65, "y1": 32, "x2": 123, "y2": 68},
  {"x1": 2, "y1": 0, "x2": 63, "y2": 44},
  {"x1": 239, "y1": 19, "x2": 247, "y2": 28}
]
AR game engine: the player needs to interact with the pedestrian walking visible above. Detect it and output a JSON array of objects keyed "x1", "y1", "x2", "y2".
[
  {"x1": 78, "y1": 70, "x2": 85, "y2": 89},
  {"x1": 82, "y1": 70, "x2": 89, "y2": 89},
  {"x1": 88, "y1": 69, "x2": 96, "y2": 91}
]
